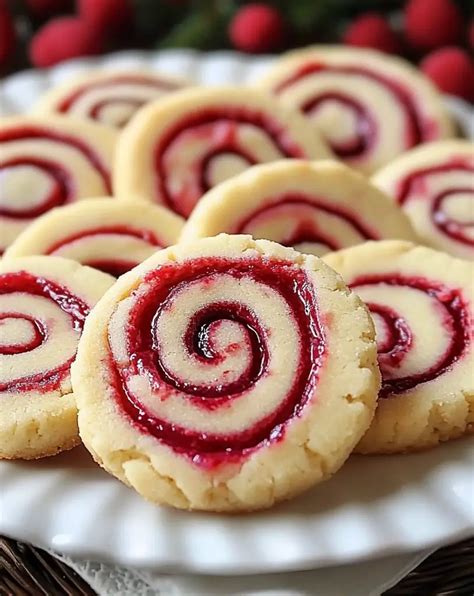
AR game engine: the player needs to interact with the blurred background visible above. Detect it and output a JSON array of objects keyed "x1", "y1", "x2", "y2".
[{"x1": 0, "y1": 0, "x2": 473, "y2": 101}]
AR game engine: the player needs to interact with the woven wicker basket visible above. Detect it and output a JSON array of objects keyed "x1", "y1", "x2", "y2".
[{"x1": 1, "y1": 536, "x2": 473, "y2": 595}]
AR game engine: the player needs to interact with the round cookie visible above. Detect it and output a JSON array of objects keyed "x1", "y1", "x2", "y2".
[
  {"x1": 6, "y1": 198, "x2": 184, "y2": 277},
  {"x1": 0, "y1": 115, "x2": 117, "y2": 254},
  {"x1": 34, "y1": 69, "x2": 190, "y2": 129},
  {"x1": 372, "y1": 141, "x2": 474, "y2": 260},
  {"x1": 113, "y1": 86, "x2": 332, "y2": 218},
  {"x1": 258, "y1": 46, "x2": 454, "y2": 174},
  {"x1": 324, "y1": 241, "x2": 474, "y2": 454},
  {"x1": 181, "y1": 160, "x2": 418, "y2": 256},
  {"x1": 72, "y1": 234, "x2": 380, "y2": 512},
  {"x1": 0, "y1": 256, "x2": 114, "y2": 460}
]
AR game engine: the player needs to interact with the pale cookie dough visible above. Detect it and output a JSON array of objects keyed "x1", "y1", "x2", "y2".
[
  {"x1": 181, "y1": 160, "x2": 418, "y2": 256},
  {"x1": 6, "y1": 198, "x2": 184, "y2": 277},
  {"x1": 0, "y1": 115, "x2": 117, "y2": 254},
  {"x1": 34, "y1": 69, "x2": 190, "y2": 128},
  {"x1": 0, "y1": 256, "x2": 114, "y2": 460},
  {"x1": 113, "y1": 86, "x2": 333, "y2": 218},
  {"x1": 72, "y1": 234, "x2": 380, "y2": 512},
  {"x1": 258, "y1": 46, "x2": 454, "y2": 174},
  {"x1": 372, "y1": 141, "x2": 474, "y2": 260},
  {"x1": 325, "y1": 240, "x2": 474, "y2": 454}
]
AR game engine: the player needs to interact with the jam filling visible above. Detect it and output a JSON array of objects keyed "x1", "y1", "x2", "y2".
[
  {"x1": 154, "y1": 108, "x2": 307, "y2": 217},
  {"x1": 274, "y1": 62, "x2": 429, "y2": 156},
  {"x1": 58, "y1": 75, "x2": 182, "y2": 114},
  {"x1": 396, "y1": 160, "x2": 474, "y2": 247},
  {"x1": 0, "y1": 313, "x2": 46, "y2": 355},
  {"x1": 46, "y1": 225, "x2": 163, "y2": 276},
  {"x1": 89, "y1": 98, "x2": 146, "y2": 127},
  {"x1": 351, "y1": 274, "x2": 470, "y2": 398},
  {"x1": 0, "y1": 271, "x2": 90, "y2": 393},
  {"x1": 236, "y1": 194, "x2": 378, "y2": 249},
  {"x1": 0, "y1": 157, "x2": 71, "y2": 219},
  {"x1": 108, "y1": 256, "x2": 325, "y2": 466},
  {"x1": 0, "y1": 125, "x2": 112, "y2": 197},
  {"x1": 302, "y1": 92, "x2": 376, "y2": 158}
]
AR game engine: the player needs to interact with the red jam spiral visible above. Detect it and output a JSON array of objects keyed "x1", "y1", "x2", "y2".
[
  {"x1": 0, "y1": 271, "x2": 89, "y2": 393},
  {"x1": 351, "y1": 274, "x2": 471, "y2": 398},
  {"x1": 106, "y1": 256, "x2": 326, "y2": 467}
]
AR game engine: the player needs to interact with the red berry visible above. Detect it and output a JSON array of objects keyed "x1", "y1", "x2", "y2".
[
  {"x1": 421, "y1": 47, "x2": 474, "y2": 102},
  {"x1": 0, "y1": 0, "x2": 15, "y2": 64},
  {"x1": 229, "y1": 3, "x2": 285, "y2": 53},
  {"x1": 30, "y1": 16, "x2": 104, "y2": 68},
  {"x1": 405, "y1": 0, "x2": 463, "y2": 50},
  {"x1": 343, "y1": 13, "x2": 399, "y2": 54},
  {"x1": 78, "y1": 0, "x2": 133, "y2": 33},
  {"x1": 25, "y1": 0, "x2": 73, "y2": 16}
]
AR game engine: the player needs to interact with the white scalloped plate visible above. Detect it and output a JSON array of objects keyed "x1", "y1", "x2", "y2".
[{"x1": 0, "y1": 51, "x2": 473, "y2": 575}]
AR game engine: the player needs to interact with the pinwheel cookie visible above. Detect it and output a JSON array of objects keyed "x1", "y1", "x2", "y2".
[
  {"x1": 73, "y1": 235, "x2": 380, "y2": 512},
  {"x1": 114, "y1": 86, "x2": 332, "y2": 218},
  {"x1": 372, "y1": 141, "x2": 474, "y2": 260},
  {"x1": 181, "y1": 160, "x2": 418, "y2": 256},
  {"x1": 34, "y1": 70, "x2": 190, "y2": 128},
  {"x1": 6, "y1": 198, "x2": 184, "y2": 277},
  {"x1": 0, "y1": 116, "x2": 117, "y2": 254},
  {"x1": 0, "y1": 256, "x2": 114, "y2": 460},
  {"x1": 259, "y1": 46, "x2": 454, "y2": 174},
  {"x1": 325, "y1": 241, "x2": 473, "y2": 454}
]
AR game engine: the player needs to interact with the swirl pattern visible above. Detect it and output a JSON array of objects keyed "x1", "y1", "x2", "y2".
[
  {"x1": 114, "y1": 87, "x2": 332, "y2": 218},
  {"x1": 0, "y1": 257, "x2": 114, "y2": 459},
  {"x1": 259, "y1": 47, "x2": 454, "y2": 173},
  {"x1": 0, "y1": 116, "x2": 117, "y2": 253},
  {"x1": 181, "y1": 160, "x2": 418, "y2": 256},
  {"x1": 73, "y1": 235, "x2": 379, "y2": 511},
  {"x1": 325, "y1": 241, "x2": 473, "y2": 453},
  {"x1": 372, "y1": 141, "x2": 474, "y2": 260},
  {"x1": 35, "y1": 71, "x2": 189, "y2": 128},
  {"x1": 6, "y1": 198, "x2": 184, "y2": 277}
]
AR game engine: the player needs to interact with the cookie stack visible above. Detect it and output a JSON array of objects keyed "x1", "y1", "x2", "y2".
[{"x1": 1, "y1": 47, "x2": 472, "y2": 513}]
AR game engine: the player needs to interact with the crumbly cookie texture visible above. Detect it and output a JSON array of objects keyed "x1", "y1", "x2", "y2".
[
  {"x1": 113, "y1": 86, "x2": 332, "y2": 218},
  {"x1": 372, "y1": 140, "x2": 474, "y2": 260},
  {"x1": 73, "y1": 234, "x2": 380, "y2": 512},
  {"x1": 181, "y1": 159, "x2": 419, "y2": 256},
  {"x1": 34, "y1": 69, "x2": 190, "y2": 128},
  {"x1": 0, "y1": 256, "x2": 114, "y2": 460},
  {"x1": 258, "y1": 46, "x2": 454, "y2": 174},
  {"x1": 5, "y1": 197, "x2": 184, "y2": 277},
  {"x1": 325, "y1": 240, "x2": 474, "y2": 454},
  {"x1": 0, "y1": 115, "x2": 117, "y2": 253}
]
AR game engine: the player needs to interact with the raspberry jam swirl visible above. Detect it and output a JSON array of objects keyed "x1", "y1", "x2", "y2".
[
  {"x1": 396, "y1": 158, "x2": 474, "y2": 254},
  {"x1": 0, "y1": 271, "x2": 89, "y2": 394},
  {"x1": 235, "y1": 194, "x2": 378, "y2": 256},
  {"x1": 273, "y1": 62, "x2": 439, "y2": 170},
  {"x1": 0, "y1": 125, "x2": 112, "y2": 252},
  {"x1": 106, "y1": 257, "x2": 325, "y2": 467},
  {"x1": 351, "y1": 275, "x2": 471, "y2": 398},
  {"x1": 57, "y1": 75, "x2": 186, "y2": 128},
  {"x1": 46, "y1": 225, "x2": 163, "y2": 277},
  {"x1": 154, "y1": 108, "x2": 307, "y2": 217}
]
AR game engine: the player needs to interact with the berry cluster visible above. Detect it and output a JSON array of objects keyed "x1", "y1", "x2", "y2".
[{"x1": 0, "y1": 0, "x2": 472, "y2": 101}]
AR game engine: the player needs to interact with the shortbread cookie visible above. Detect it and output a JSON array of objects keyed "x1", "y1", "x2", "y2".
[
  {"x1": 0, "y1": 116, "x2": 117, "y2": 254},
  {"x1": 325, "y1": 241, "x2": 473, "y2": 454},
  {"x1": 34, "y1": 70, "x2": 190, "y2": 128},
  {"x1": 181, "y1": 160, "x2": 418, "y2": 256},
  {"x1": 6, "y1": 198, "x2": 184, "y2": 277},
  {"x1": 259, "y1": 46, "x2": 454, "y2": 174},
  {"x1": 0, "y1": 256, "x2": 114, "y2": 460},
  {"x1": 73, "y1": 235, "x2": 380, "y2": 512},
  {"x1": 372, "y1": 141, "x2": 474, "y2": 260},
  {"x1": 114, "y1": 86, "x2": 332, "y2": 218}
]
